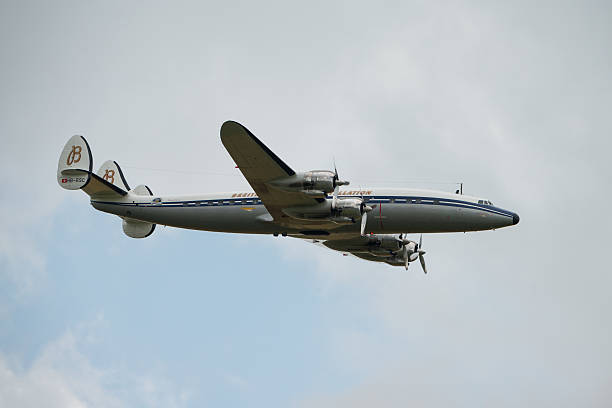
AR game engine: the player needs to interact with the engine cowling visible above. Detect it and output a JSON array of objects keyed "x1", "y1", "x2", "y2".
[
  {"x1": 281, "y1": 196, "x2": 369, "y2": 224},
  {"x1": 303, "y1": 171, "x2": 335, "y2": 193},
  {"x1": 368, "y1": 234, "x2": 403, "y2": 251},
  {"x1": 332, "y1": 198, "x2": 362, "y2": 219},
  {"x1": 268, "y1": 170, "x2": 348, "y2": 197}
]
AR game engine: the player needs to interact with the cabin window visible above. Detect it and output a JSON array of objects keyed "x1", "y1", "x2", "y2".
[
  {"x1": 433, "y1": 199, "x2": 439, "y2": 205},
  {"x1": 415, "y1": 199, "x2": 421, "y2": 204}
]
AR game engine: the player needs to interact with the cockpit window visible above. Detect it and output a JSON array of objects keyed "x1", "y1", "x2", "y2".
[{"x1": 478, "y1": 199, "x2": 493, "y2": 205}]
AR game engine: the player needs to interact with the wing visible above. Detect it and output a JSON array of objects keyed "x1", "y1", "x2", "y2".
[
  {"x1": 352, "y1": 252, "x2": 388, "y2": 263},
  {"x1": 220, "y1": 121, "x2": 322, "y2": 224},
  {"x1": 318, "y1": 236, "x2": 399, "y2": 266}
]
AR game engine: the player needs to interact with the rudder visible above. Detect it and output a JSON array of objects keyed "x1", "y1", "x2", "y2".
[
  {"x1": 57, "y1": 135, "x2": 93, "y2": 190},
  {"x1": 96, "y1": 160, "x2": 131, "y2": 192}
]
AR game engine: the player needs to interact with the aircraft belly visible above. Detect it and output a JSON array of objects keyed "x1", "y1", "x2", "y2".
[{"x1": 91, "y1": 202, "x2": 279, "y2": 233}]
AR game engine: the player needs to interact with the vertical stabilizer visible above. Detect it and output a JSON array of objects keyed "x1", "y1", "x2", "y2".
[
  {"x1": 97, "y1": 160, "x2": 131, "y2": 192},
  {"x1": 57, "y1": 135, "x2": 93, "y2": 190}
]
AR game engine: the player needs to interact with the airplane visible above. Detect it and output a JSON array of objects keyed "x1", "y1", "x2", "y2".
[{"x1": 57, "y1": 120, "x2": 519, "y2": 273}]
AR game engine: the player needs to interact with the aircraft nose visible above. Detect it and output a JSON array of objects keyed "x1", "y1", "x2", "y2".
[{"x1": 512, "y1": 212, "x2": 520, "y2": 225}]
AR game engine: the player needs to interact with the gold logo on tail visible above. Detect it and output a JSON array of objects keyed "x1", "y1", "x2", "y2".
[
  {"x1": 66, "y1": 145, "x2": 82, "y2": 165},
  {"x1": 103, "y1": 169, "x2": 115, "y2": 184}
]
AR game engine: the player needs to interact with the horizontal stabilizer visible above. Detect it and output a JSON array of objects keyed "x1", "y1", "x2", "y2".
[{"x1": 81, "y1": 172, "x2": 128, "y2": 197}]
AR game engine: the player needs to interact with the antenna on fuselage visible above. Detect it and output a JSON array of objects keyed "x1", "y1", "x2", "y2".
[{"x1": 455, "y1": 182, "x2": 463, "y2": 195}]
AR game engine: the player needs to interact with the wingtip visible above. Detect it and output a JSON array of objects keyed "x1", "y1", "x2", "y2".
[
  {"x1": 221, "y1": 120, "x2": 243, "y2": 130},
  {"x1": 220, "y1": 120, "x2": 247, "y2": 141}
]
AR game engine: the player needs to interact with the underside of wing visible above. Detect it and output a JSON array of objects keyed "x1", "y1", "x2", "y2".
[
  {"x1": 320, "y1": 235, "x2": 403, "y2": 266},
  {"x1": 352, "y1": 252, "x2": 388, "y2": 263},
  {"x1": 220, "y1": 121, "x2": 325, "y2": 226}
]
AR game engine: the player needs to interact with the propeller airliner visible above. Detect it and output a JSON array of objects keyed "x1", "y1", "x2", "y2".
[{"x1": 57, "y1": 121, "x2": 519, "y2": 272}]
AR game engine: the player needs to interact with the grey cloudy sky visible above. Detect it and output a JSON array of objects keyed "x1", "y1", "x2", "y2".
[{"x1": 1, "y1": 1, "x2": 611, "y2": 407}]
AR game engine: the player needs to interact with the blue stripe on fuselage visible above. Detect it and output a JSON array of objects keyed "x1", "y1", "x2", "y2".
[{"x1": 91, "y1": 195, "x2": 514, "y2": 218}]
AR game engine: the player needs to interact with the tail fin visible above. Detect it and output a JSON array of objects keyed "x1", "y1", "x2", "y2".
[
  {"x1": 57, "y1": 136, "x2": 127, "y2": 198},
  {"x1": 57, "y1": 135, "x2": 93, "y2": 190},
  {"x1": 122, "y1": 184, "x2": 156, "y2": 238},
  {"x1": 95, "y1": 160, "x2": 130, "y2": 192},
  {"x1": 58, "y1": 136, "x2": 157, "y2": 238}
]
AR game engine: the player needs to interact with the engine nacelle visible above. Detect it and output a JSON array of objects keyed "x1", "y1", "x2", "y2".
[
  {"x1": 368, "y1": 234, "x2": 403, "y2": 251},
  {"x1": 281, "y1": 194, "x2": 367, "y2": 225},
  {"x1": 268, "y1": 170, "x2": 347, "y2": 197},
  {"x1": 332, "y1": 198, "x2": 362, "y2": 220}
]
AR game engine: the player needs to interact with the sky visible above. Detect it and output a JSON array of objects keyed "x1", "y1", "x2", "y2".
[{"x1": 1, "y1": 0, "x2": 611, "y2": 406}]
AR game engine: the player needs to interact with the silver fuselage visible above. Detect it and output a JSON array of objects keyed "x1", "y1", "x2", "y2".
[{"x1": 91, "y1": 188, "x2": 518, "y2": 239}]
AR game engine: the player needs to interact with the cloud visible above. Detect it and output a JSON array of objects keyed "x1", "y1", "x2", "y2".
[{"x1": 0, "y1": 316, "x2": 189, "y2": 408}]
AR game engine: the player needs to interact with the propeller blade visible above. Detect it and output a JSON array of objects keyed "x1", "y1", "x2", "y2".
[
  {"x1": 360, "y1": 212, "x2": 368, "y2": 236},
  {"x1": 419, "y1": 254, "x2": 428, "y2": 274},
  {"x1": 403, "y1": 244, "x2": 409, "y2": 270},
  {"x1": 419, "y1": 234, "x2": 423, "y2": 249},
  {"x1": 331, "y1": 160, "x2": 349, "y2": 187},
  {"x1": 333, "y1": 160, "x2": 338, "y2": 181}
]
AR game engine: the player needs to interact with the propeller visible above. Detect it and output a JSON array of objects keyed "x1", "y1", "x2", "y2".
[
  {"x1": 418, "y1": 234, "x2": 427, "y2": 274},
  {"x1": 359, "y1": 193, "x2": 373, "y2": 236},
  {"x1": 398, "y1": 234, "x2": 428, "y2": 274},
  {"x1": 330, "y1": 162, "x2": 368, "y2": 234},
  {"x1": 332, "y1": 161, "x2": 349, "y2": 188}
]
